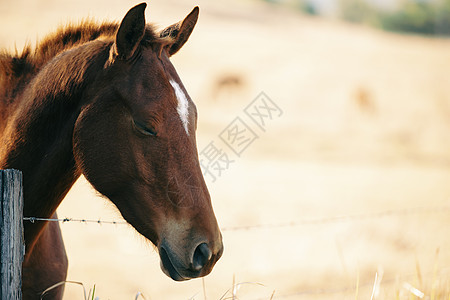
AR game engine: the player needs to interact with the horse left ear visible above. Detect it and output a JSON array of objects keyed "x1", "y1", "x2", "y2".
[
  {"x1": 115, "y1": 3, "x2": 147, "y2": 60},
  {"x1": 160, "y1": 7, "x2": 199, "y2": 56}
]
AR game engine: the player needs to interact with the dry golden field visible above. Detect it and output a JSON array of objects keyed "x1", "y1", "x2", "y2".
[{"x1": 1, "y1": 0, "x2": 450, "y2": 298}]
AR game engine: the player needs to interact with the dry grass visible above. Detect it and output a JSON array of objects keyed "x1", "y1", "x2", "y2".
[{"x1": 45, "y1": 270, "x2": 450, "y2": 299}]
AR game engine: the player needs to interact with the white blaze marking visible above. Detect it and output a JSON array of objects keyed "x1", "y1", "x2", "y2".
[{"x1": 169, "y1": 79, "x2": 190, "y2": 136}]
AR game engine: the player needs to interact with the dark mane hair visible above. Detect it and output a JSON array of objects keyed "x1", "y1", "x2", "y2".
[{"x1": 0, "y1": 20, "x2": 159, "y2": 89}]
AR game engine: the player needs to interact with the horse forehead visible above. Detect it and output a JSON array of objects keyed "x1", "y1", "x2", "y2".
[{"x1": 169, "y1": 79, "x2": 190, "y2": 136}]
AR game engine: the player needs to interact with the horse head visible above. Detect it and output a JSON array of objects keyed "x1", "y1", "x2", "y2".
[{"x1": 73, "y1": 3, "x2": 223, "y2": 281}]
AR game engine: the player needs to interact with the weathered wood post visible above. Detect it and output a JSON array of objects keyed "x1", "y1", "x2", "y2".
[{"x1": 0, "y1": 169, "x2": 24, "y2": 299}]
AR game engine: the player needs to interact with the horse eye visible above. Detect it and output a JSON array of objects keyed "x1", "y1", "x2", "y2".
[{"x1": 133, "y1": 120, "x2": 157, "y2": 137}]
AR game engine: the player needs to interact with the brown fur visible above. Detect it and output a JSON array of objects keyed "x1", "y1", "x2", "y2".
[{"x1": 0, "y1": 3, "x2": 222, "y2": 299}]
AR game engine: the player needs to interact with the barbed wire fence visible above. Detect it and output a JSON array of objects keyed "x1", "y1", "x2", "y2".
[
  {"x1": 23, "y1": 205, "x2": 450, "y2": 231},
  {"x1": 23, "y1": 205, "x2": 450, "y2": 299}
]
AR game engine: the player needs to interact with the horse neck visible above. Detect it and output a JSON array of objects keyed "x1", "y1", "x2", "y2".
[{"x1": 0, "y1": 40, "x2": 110, "y2": 247}]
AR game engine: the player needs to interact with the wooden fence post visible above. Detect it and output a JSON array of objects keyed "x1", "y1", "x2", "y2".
[{"x1": 0, "y1": 169, "x2": 24, "y2": 300}]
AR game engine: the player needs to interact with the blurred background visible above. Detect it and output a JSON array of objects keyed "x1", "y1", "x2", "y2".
[{"x1": 1, "y1": 0, "x2": 450, "y2": 298}]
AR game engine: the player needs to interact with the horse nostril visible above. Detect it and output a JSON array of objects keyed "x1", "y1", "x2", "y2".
[{"x1": 192, "y1": 243, "x2": 212, "y2": 271}]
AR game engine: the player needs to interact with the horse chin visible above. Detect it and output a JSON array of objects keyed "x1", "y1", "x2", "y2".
[{"x1": 159, "y1": 247, "x2": 190, "y2": 281}]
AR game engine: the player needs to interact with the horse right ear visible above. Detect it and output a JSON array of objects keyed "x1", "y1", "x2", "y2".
[{"x1": 115, "y1": 3, "x2": 147, "y2": 60}]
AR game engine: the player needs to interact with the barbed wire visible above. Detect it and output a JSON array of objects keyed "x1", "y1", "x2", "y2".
[
  {"x1": 23, "y1": 205, "x2": 450, "y2": 231},
  {"x1": 23, "y1": 217, "x2": 128, "y2": 225},
  {"x1": 26, "y1": 207, "x2": 450, "y2": 300}
]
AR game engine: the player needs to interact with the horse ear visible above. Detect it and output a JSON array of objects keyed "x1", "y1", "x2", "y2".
[
  {"x1": 115, "y1": 3, "x2": 147, "y2": 60},
  {"x1": 160, "y1": 7, "x2": 199, "y2": 56}
]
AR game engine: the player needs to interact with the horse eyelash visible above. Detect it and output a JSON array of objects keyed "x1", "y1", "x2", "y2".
[{"x1": 133, "y1": 120, "x2": 157, "y2": 137}]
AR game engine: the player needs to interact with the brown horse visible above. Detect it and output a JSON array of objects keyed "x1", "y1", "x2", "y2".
[{"x1": 0, "y1": 3, "x2": 223, "y2": 298}]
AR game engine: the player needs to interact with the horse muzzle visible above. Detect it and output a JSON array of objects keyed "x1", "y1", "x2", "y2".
[{"x1": 159, "y1": 239, "x2": 224, "y2": 281}]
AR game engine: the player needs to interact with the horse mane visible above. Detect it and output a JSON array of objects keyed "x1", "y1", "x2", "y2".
[{"x1": 0, "y1": 20, "x2": 161, "y2": 90}]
